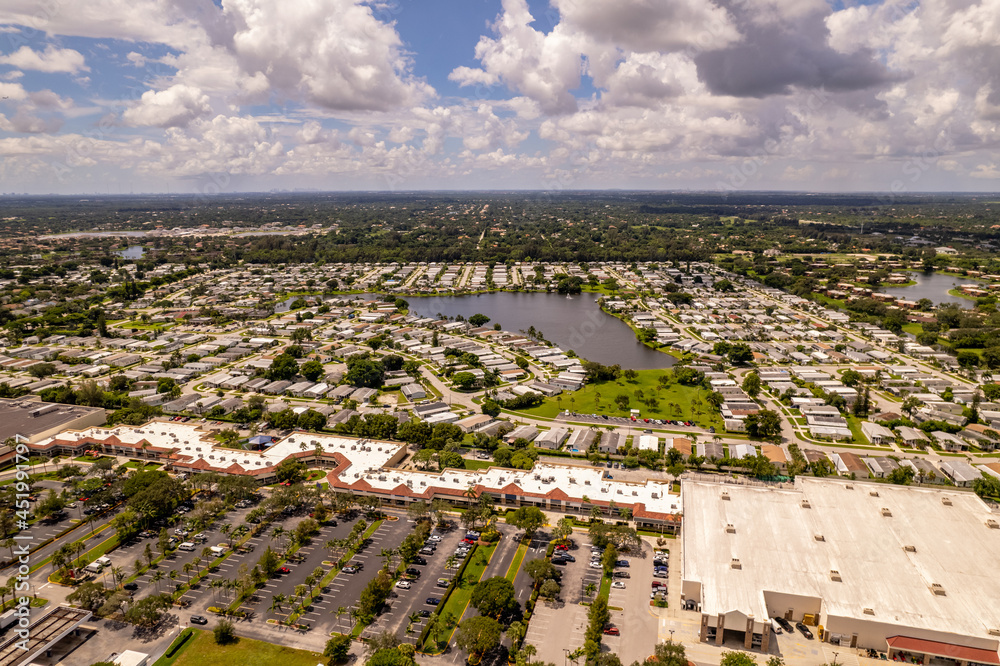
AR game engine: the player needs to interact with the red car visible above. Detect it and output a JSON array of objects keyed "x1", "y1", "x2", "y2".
[
  {"x1": 604, "y1": 627, "x2": 620, "y2": 636},
  {"x1": 554, "y1": 544, "x2": 569, "y2": 551},
  {"x1": 277, "y1": 566, "x2": 291, "y2": 574}
]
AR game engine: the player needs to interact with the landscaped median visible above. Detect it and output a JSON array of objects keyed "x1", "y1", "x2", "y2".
[
  {"x1": 417, "y1": 539, "x2": 499, "y2": 654},
  {"x1": 281, "y1": 518, "x2": 384, "y2": 628}
]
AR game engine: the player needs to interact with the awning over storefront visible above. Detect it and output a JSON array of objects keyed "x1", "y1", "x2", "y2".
[{"x1": 887, "y1": 636, "x2": 1000, "y2": 665}]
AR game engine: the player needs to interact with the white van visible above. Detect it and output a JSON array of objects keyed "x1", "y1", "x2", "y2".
[
  {"x1": 95, "y1": 556, "x2": 113, "y2": 568},
  {"x1": 84, "y1": 562, "x2": 103, "y2": 574},
  {"x1": 209, "y1": 546, "x2": 226, "y2": 556},
  {"x1": 770, "y1": 618, "x2": 783, "y2": 634},
  {"x1": 178, "y1": 542, "x2": 196, "y2": 551}
]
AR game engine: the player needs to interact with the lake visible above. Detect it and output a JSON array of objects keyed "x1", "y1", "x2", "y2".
[
  {"x1": 406, "y1": 291, "x2": 675, "y2": 370},
  {"x1": 116, "y1": 245, "x2": 145, "y2": 260},
  {"x1": 880, "y1": 271, "x2": 988, "y2": 307}
]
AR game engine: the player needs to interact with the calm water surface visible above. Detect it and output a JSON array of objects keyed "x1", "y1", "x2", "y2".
[
  {"x1": 408, "y1": 292, "x2": 675, "y2": 370},
  {"x1": 880, "y1": 271, "x2": 988, "y2": 307}
]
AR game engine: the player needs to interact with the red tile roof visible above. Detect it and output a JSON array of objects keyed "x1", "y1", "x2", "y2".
[{"x1": 886, "y1": 636, "x2": 999, "y2": 665}]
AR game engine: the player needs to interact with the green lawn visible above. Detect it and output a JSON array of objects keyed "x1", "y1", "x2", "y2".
[
  {"x1": 461, "y1": 459, "x2": 495, "y2": 471},
  {"x1": 517, "y1": 369, "x2": 722, "y2": 429},
  {"x1": 505, "y1": 540, "x2": 529, "y2": 582},
  {"x1": 153, "y1": 629, "x2": 324, "y2": 666}
]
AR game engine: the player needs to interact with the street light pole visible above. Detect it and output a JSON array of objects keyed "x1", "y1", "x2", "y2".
[{"x1": 832, "y1": 651, "x2": 839, "y2": 665}]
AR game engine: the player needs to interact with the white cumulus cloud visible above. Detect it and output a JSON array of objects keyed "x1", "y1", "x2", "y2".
[
  {"x1": 0, "y1": 45, "x2": 88, "y2": 73},
  {"x1": 123, "y1": 84, "x2": 212, "y2": 128}
]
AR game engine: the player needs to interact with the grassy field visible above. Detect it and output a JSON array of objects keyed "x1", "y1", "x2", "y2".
[
  {"x1": 154, "y1": 629, "x2": 325, "y2": 666},
  {"x1": 517, "y1": 369, "x2": 723, "y2": 429}
]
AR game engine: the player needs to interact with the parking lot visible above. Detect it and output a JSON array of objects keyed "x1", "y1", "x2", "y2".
[
  {"x1": 366, "y1": 521, "x2": 467, "y2": 643},
  {"x1": 114, "y1": 503, "x2": 259, "y2": 603},
  {"x1": 525, "y1": 535, "x2": 661, "y2": 666},
  {"x1": 276, "y1": 516, "x2": 412, "y2": 633}
]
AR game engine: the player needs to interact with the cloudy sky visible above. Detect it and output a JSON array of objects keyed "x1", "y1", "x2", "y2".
[{"x1": 1, "y1": 0, "x2": 998, "y2": 194}]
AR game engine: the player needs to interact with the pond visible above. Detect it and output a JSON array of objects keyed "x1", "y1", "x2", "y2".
[
  {"x1": 879, "y1": 271, "x2": 988, "y2": 307},
  {"x1": 115, "y1": 245, "x2": 145, "y2": 260},
  {"x1": 406, "y1": 291, "x2": 675, "y2": 370}
]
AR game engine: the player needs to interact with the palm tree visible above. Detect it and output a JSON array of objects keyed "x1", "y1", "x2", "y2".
[
  {"x1": 111, "y1": 566, "x2": 125, "y2": 588},
  {"x1": 380, "y1": 547, "x2": 398, "y2": 571},
  {"x1": 271, "y1": 593, "x2": 287, "y2": 620},
  {"x1": 169, "y1": 570, "x2": 178, "y2": 591},
  {"x1": 270, "y1": 526, "x2": 285, "y2": 547},
  {"x1": 183, "y1": 562, "x2": 194, "y2": 584},
  {"x1": 151, "y1": 570, "x2": 164, "y2": 593},
  {"x1": 335, "y1": 605, "x2": 347, "y2": 631}
]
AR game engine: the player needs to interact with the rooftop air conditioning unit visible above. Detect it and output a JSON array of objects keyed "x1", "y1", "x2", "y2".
[
  {"x1": 814, "y1": 534, "x2": 825, "y2": 542},
  {"x1": 942, "y1": 497, "x2": 953, "y2": 506},
  {"x1": 903, "y1": 545, "x2": 917, "y2": 553},
  {"x1": 801, "y1": 499, "x2": 811, "y2": 508},
  {"x1": 730, "y1": 559, "x2": 742, "y2": 570},
  {"x1": 930, "y1": 584, "x2": 946, "y2": 596},
  {"x1": 987, "y1": 519, "x2": 1000, "y2": 529},
  {"x1": 863, "y1": 608, "x2": 875, "y2": 616},
  {"x1": 725, "y1": 524, "x2": 736, "y2": 534},
  {"x1": 830, "y1": 570, "x2": 842, "y2": 581},
  {"x1": 881, "y1": 508, "x2": 892, "y2": 517}
]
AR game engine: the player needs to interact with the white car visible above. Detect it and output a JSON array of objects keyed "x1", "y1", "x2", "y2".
[
  {"x1": 395, "y1": 580, "x2": 411, "y2": 589},
  {"x1": 428, "y1": 535, "x2": 442, "y2": 542},
  {"x1": 589, "y1": 561, "x2": 603, "y2": 569},
  {"x1": 611, "y1": 581, "x2": 626, "y2": 589}
]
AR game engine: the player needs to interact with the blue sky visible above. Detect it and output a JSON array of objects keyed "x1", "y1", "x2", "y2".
[{"x1": 0, "y1": 0, "x2": 998, "y2": 194}]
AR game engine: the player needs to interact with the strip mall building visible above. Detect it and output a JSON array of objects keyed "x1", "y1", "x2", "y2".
[{"x1": 28, "y1": 421, "x2": 682, "y2": 532}]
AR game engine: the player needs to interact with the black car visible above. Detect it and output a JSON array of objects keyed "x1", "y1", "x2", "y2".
[
  {"x1": 612, "y1": 571, "x2": 630, "y2": 578},
  {"x1": 796, "y1": 622, "x2": 814, "y2": 639},
  {"x1": 405, "y1": 568, "x2": 421, "y2": 577},
  {"x1": 190, "y1": 615, "x2": 208, "y2": 625},
  {"x1": 551, "y1": 558, "x2": 567, "y2": 565},
  {"x1": 413, "y1": 556, "x2": 427, "y2": 565},
  {"x1": 558, "y1": 554, "x2": 575, "y2": 562},
  {"x1": 426, "y1": 597, "x2": 441, "y2": 605},
  {"x1": 123, "y1": 582, "x2": 138, "y2": 591},
  {"x1": 418, "y1": 609, "x2": 431, "y2": 617},
  {"x1": 774, "y1": 617, "x2": 793, "y2": 633}
]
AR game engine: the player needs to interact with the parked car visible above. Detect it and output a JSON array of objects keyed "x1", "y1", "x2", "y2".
[
  {"x1": 770, "y1": 618, "x2": 783, "y2": 634},
  {"x1": 796, "y1": 622, "x2": 814, "y2": 639},
  {"x1": 418, "y1": 609, "x2": 431, "y2": 617},
  {"x1": 603, "y1": 627, "x2": 620, "y2": 636},
  {"x1": 428, "y1": 535, "x2": 442, "y2": 542},
  {"x1": 190, "y1": 615, "x2": 208, "y2": 625},
  {"x1": 774, "y1": 617, "x2": 793, "y2": 633},
  {"x1": 419, "y1": 547, "x2": 435, "y2": 555},
  {"x1": 615, "y1": 560, "x2": 629, "y2": 567},
  {"x1": 123, "y1": 582, "x2": 138, "y2": 591},
  {"x1": 277, "y1": 566, "x2": 291, "y2": 574},
  {"x1": 651, "y1": 581, "x2": 665, "y2": 589},
  {"x1": 612, "y1": 571, "x2": 630, "y2": 578},
  {"x1": 406, "y1": 568, "x2": 421, "y2": 577},
  {"x1": 611, "y1": 581, "x2": 626, "y2": 589},
  {"x1": 395, "y1": 581, "x2": 411, "y2": 589},
  {"x1": 436, "y1": 578, "x2": 450, "y2": 588},
  {"x1": 426, "y1": 597, "x2": 441, "y2": 605},
  {"x1": 589, "y1": 562, "x2": 603, "y2": 569},
  {"x1": 413, "y1": 556, "x2": 427, "y2": 565}
]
